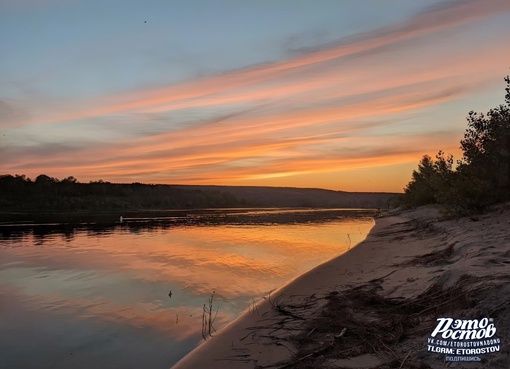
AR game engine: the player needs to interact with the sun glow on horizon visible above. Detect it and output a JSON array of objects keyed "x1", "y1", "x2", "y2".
[{"x1": 2, "y1": 1, "x2": 509, "y2": 192}]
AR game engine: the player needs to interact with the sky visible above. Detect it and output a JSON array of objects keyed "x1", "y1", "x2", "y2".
[{"x1": 1, "y1": 0, "x2": 510, "y2": 192}]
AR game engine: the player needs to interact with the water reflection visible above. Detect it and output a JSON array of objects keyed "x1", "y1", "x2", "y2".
[
  {"x1": 0, "y1": 208, "x2": 372, "y2": 241},
  {"x1": 0, "y1": 209, "x2": 374, "y2": 368}
]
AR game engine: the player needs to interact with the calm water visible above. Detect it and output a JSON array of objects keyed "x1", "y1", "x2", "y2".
[{"x1": 0, "y1": 209, "x2": 374, "y2": 369}]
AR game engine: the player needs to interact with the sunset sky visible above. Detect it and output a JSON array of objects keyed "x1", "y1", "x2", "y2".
[{"x1": 1, "y1": 0, "x2": 510, "y2": 192}]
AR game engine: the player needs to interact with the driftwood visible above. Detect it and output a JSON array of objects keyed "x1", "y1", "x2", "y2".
[{"x1": 278, "y1": 273, "x2": 510, "y2": 369}]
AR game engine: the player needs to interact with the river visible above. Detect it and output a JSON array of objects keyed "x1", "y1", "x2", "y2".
[{"x1": 0, "y1": 208, "x2": 375, "y2": 369}]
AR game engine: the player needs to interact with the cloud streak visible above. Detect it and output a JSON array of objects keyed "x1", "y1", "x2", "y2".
[{"x1": 2, "y1": 0, "x2": 510, "y2": 191}]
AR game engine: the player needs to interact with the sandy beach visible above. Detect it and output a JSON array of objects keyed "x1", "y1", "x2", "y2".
[{"x1": 171, "y1": 204, "x2": 510, "y2": 369}]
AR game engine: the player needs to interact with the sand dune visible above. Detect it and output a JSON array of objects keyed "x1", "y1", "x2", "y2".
[{"x1": 171, "y1": 204, "x2": 510, "y2": 369}]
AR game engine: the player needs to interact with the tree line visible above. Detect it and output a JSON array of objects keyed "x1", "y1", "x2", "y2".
[
  {"x1": 0, "y1": 174, "x2": 248, "y2": 212},
  {"x1": 402, "y1": 75, "x2": 510, "y2": 216},
  {"x1": 0, "y1": 175, "x2": 395, "y2": 215}
]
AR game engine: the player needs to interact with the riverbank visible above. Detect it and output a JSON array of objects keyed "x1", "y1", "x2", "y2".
[{"x1": 171, "y1": 204, "x2": 510, "y2": 369}]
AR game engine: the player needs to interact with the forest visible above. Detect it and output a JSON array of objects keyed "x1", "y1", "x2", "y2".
[
  {"x1": 0, "y1": 175, "x2": 248, "y2": 212},
  {"x1": 0, "y1": 174, "x2": 395, "y2": 215},
  {"x1": 402, "y1": 75, "x2": 510, "y2": 216}
]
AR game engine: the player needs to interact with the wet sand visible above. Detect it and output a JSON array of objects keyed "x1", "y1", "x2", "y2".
[{"x1": 171, "y1": 204, "x2": 510, "y2": 369}]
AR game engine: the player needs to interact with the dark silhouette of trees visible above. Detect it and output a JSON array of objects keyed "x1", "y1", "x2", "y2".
[
  {"x1": 403, "y1": 74, "x2": 510, "y2": 216},
  {"x1": 458, "y1": 76, "x2": 510, "y2": 198},
  {"x1": 0, "y1": 174, "x2": 249, "y2": 212},
  {"x1": 403, "y1": 155, "x2": 436, "y2": 206},
  {"x1": 0, "y1": 175, "x2": 394, "y2": 217},
  {"x1": 35, "y1": 174, "x2": 58, "y2": 185}
]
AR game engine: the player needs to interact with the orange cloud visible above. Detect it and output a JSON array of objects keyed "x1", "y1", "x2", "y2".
[
  {"x1": 5, "y1": 0, "x2": 509, "y2": 129},
  {"x1": 3, "y1": 0, "x2": 510, "y2": 191}
]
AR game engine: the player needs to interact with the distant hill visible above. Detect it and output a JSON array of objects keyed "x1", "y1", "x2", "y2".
[
  {"x1": 175, "y1": 185, "x2": 396, "y2": 209},
  {"x1": 0, "y1": 174, "x2": 398, "y2": 214}
]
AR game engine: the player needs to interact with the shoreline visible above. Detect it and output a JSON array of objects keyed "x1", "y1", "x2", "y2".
[
  {"x1": 171, "y1": 204, "x2": 510, "y2": 369},
  {"x1": 0, "y1": 207, "x2": 375, "y2": 227}
]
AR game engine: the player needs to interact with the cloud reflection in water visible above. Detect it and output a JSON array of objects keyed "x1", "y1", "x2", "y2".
[{"x1": 0, "y1": 211, "x2": 374, "y2": 367}]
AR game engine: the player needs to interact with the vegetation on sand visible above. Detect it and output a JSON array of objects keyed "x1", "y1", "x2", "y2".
[{"x1": 402, "y1": 75, "x2": 510, "y2": 216}]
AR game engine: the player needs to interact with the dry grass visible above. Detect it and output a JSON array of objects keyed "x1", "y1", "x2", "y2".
[{"x1": 271, "y1": 274, "x2": 510, "y2": 369}]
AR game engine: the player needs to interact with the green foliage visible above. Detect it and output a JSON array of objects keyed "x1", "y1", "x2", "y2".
[{"x1": 403, "y1": 74, "x2": 510, "y2": 216}]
